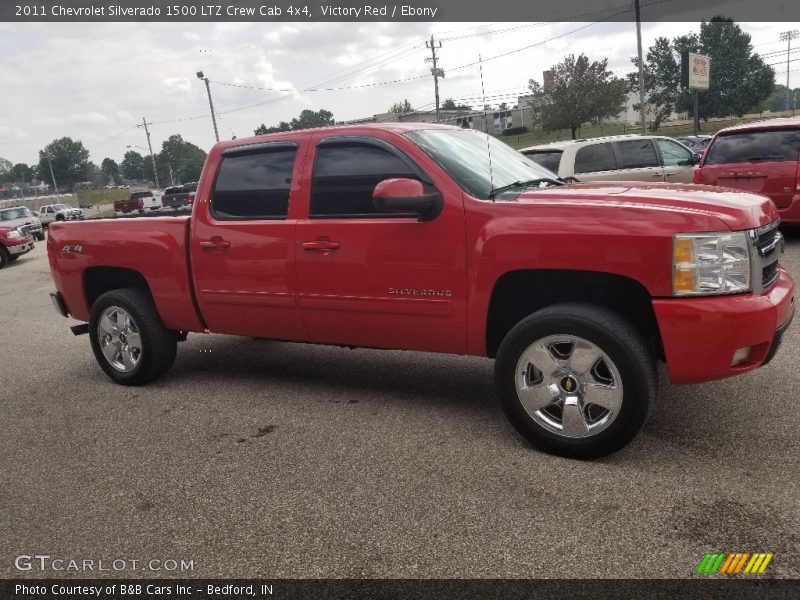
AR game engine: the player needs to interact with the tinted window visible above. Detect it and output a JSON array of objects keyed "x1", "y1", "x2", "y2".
[
  {"x1": 656, "y1": 139, "x2": 693, "y2": 167},
  {"x1": 310, "y1": 142, "x2": 418, "y2": 217},
  {"x1": 524, "y1": 151, "x2": 562, "y2": 173},
  {"x1": 164, "y1": 187, "x2": 182, "y2": 195},
  {"x1": 615, "y1": 140, "x2": 659, "y2": 169},
  {"x1": 704, "y1": 129, "x2": 800, "y2": 165},
  {"x1": 131, "y1": 192, "x2": 152, "y2": 199},
  {"x1": 574, "y1": 143, "x2": 616, "y2": 173},
  {"x1": 212, "y1": 147, "x2": 296, "y2": 220}
]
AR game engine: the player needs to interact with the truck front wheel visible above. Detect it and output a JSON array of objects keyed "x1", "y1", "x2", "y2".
[
  {"x1": 89, "y1": 288, "x2": 177, "y2": 385},
  {"x1": 495, "y1": 303, "x2": 655, "y2": 459}
]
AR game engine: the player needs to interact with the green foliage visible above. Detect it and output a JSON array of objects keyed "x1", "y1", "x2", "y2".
[
  {"x1": 760, "y1": 84, "x2": 800, "y2": 112},
  {"x1": 529, "y1": 53, "x2": 627, "y2": 139},
  {"x1": 101, "y1": 158, "x2": 121, "y2": 185},
  {"x1": 157, "y1": 134, "x2": 207, "y2": 184},
  {"x1": 37, "y1": 137, "x2": 92, "y2": 191},
  {"x1": 388, "y1": 99, "x2": 415, "y2": 114},
  {"x1": 0, "y1": 157, "x2": 12, "y2": 184},
  {"x1": 254, "y1": 109, "x2": 335, "y2": 135},
  {"x1": 501, "y1": 127, "x2": 529, "y2": 136},
  {"x1": 120, "y1": 151, "x2": 145, "y2": 181},
  {"x1": 631, "y1": 18, "x2": 776, "y2": 127},
  {"x1": 12, "y1": 163, "x2": 36, "y2": 183},
  {"x1": 440, "y1": 98, "x2": 472, "y2": 111}
]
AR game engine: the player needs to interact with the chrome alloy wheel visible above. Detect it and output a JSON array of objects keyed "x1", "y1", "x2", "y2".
[
  {"x1": 97, "y1": 306, "x2": 142, "y2": 372},
  {"x1": 514, "y1": 334, "x2": 623, "y2": 438}
]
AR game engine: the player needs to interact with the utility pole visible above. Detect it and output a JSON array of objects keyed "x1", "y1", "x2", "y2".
[
  {"x1": 168, "y1": 164, "x2": 175, "y2": 187},
  {"x1": 46, "y1": 154, "x2": 59, "y2": 198},
  {"x1": 635, "y1": 0, "x2": 647, "y2": 135},
  {"x1": 780, "y1": 30, "x2": 798, "y2": 113},
  {"x1": 425, "y1": 35, "x2": 443, "y2": 123},
  {"x1": 138, "y1": 117, "x2": 160, "y2": 190},
  {"x1": 197, "y1": 71, "x2": 220, "y2": 142}
]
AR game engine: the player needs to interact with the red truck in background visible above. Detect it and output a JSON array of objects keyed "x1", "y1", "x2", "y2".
[
  {"x1": 0, "y1": 223, "x2": 35, "y2": 268},
  {"x1": 47, "y1": 124, "x2": 795, "y2": 458}
]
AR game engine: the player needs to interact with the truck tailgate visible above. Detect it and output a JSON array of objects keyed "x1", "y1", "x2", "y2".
[{"x1": 47, "y1": 216, "x2": 204, "y2": 332}]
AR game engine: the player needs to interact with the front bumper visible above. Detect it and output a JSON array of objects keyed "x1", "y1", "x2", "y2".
[
  {"x1": 6, "y1": 237, "x2": 35, "y2": 255},
  {"x1": 653, "y1": 267, "x2": 795, "y2": 384}
]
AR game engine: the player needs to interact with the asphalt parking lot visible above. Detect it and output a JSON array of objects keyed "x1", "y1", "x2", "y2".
[{"x1": 1, "y1": 230, "x2": 799, "y2": 579}]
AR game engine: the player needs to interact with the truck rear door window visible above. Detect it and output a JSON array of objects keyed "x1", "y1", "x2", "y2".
[
  {"x1": 703, "y1": 129, "x2": 800, "y2": 164},
  {"x1": 523, "y1": 151, "x2": 562, "y2": 173},
  {"x1": 212, "y1": 147, "x2": 297, "y2": 220},
  {"x1": 310, "y1": 142, "x2": 418, "y2": 218},
  {"x1": 574, "y1": 143, "x2": 616, "y2": 173}
]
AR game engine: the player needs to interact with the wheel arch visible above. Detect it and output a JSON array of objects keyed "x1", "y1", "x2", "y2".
[
  {"x1": 84, "y1": 267, "x2": 152, "y2": 309},
  {"x1": 485, "y1": 269, "x2": 662, "y2": 360}
]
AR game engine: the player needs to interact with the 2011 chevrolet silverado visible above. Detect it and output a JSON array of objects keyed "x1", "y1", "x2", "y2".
[{"x1": 46, "y1": 124, "x2": 795, "y2": 458}]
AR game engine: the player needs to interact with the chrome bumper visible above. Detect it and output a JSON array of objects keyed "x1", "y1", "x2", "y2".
[{"x1": 7, "y1": 240, "x2": 34, "y2": 255}]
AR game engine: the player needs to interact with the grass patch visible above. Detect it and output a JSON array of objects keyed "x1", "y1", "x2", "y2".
[{"x1": 76, "y1": 188, "x2": 144, "y2": 206}]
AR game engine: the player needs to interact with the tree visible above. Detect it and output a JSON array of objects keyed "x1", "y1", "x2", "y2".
[
  {"x1": 254, "y1": 108, "x2": 335, "y2": 135},
  {"x1": 121, "y1": 150, "x2": 145, "y2": 181},
  {"x1": 0, "y1": 157, "x2": 12, "y2": 184},
  {"x1": 498, "y1": 102, "x2": 509, "y2": 110},
  {"x1": 759, "y1": 84, "x2": 800, "y2": 112},
  {"x1": 631, "y1": 19, "x2": 775, "y2": 128},
  {"x1": 291, "y1": 109, "x2": 335, "y2": 130},
  {"x1": 388, "y1": 99, "x2": 415, "y2": 114},
  {"x1": 101, "y1": 158, "x2": 121, "y2": 185},
  {"x1": 12, "y1": 163, "x2": 36, "y2": 184},
  {"x1": 529, "y1": 53, "x2": 627, "y2": 139},
  {"x1": 37, "y1": 137, "x2": 92, "y2": 191},
  {"x1": 158, "y1": 134, "x2": 207, "y2": 184},
  {"x1": 440, "y1": 98, "x2": 472, "y2": 111}
]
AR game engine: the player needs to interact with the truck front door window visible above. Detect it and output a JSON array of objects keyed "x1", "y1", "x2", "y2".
[
  {"x1": 212, "y1": 148, "x2": 297, "y2": 220},
  {"x1": 309, "y1": 143, "x2": 419, "y2": 218}
]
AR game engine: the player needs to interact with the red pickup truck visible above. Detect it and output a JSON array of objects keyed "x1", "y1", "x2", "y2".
[{"x1": 46, "y1": 124, "x2": 795, "y2": 458}]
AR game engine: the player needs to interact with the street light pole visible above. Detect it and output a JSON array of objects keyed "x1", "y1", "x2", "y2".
[
  {"x1": 197, "y1": 71, "x2": 220, "y2": 142},
  {"x1": 635, "y1": 0, "x2": 647, "y2": 135}
]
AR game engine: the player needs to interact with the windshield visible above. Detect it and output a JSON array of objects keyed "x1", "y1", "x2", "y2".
[
  {"x1": 406, "y1": 129, "x2": 557, "y2": 199},
  {"x1": 52, "y1": 204, "x2": 71, "y2": 211},
  {"x1": 0, "y1": 207, "x2": 32, "y2": 220}
]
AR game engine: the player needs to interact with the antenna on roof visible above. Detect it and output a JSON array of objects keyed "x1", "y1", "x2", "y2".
[{"x1": 479, "y1": 55, "x2": 495, "y2": 201}]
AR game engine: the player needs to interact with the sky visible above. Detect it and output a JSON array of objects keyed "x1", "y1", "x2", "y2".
[{"x1": 0, "y1": 18, "x2": 796, "y2": 167}]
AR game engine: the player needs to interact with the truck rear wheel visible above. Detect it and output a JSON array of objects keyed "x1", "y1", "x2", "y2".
[
  {"x1": 89, "y1": 288, "x2": 177, "y2": 386},
  {"x1": 495, "y1": 303, "x2": 655, "y2": 459},
  {"x1": 0, "y1": 247, "x2": 9, "y2": 268}
]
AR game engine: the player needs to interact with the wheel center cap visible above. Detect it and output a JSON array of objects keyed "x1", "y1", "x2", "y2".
[
  {"x1": 560, "y1": 375, "x2": 578, "y2": 394},
  {"x1": 119, "y1": 333, "x2": 126, "y2": 343}
]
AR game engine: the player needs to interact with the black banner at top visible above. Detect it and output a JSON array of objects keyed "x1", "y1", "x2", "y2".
[{"x1": 2, "y1": 0, "x2": 800, "y2": 22}]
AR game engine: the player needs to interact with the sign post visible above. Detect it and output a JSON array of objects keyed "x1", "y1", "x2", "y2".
[{"x1": 681, "y1": 52, "x2": 710, "y2": 136}]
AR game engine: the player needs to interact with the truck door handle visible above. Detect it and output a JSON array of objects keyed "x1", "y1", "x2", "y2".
[
  {"x1": 652, "y1": 172, "x2": 664, "y2": 178},
  {"x1": 200, "y1": 236, "x2": 231, "y2": 250},
  {"x1": 664, "y1": 172, "x2": 677, "y2": 177},
  {"x1": 303, "y1": 239, "x2": 340, "y2": 252}
]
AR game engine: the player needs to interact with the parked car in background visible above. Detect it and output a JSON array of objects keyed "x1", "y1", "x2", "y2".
[
  {"x1": 695, "y1": 117, "x2": 800, "y2": 223},
  {"x1": 0, "y1": 223, "x2": 35, "y2": 268},
  {"x1": 520, "y1": 135, "x2": 700, "y2": 183},
  {"x1": 675, "y1": 135, "x2": 712, "y2": 153},
  {"x1": 162, "y1": 182, "x2": 197, "y2": 210},
  {"x1": 0, "y1": 206, "x2": 44, "y2": 241},
  {"x1": 36, "y1": 203, "x2": 85, "y2": 226},
  {"x1": 114, "y1": 191, "x2": 161, "y2": 216}
]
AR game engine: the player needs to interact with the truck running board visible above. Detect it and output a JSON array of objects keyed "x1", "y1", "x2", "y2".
[{"x1": 71, "y1": 323, "x2": 90, "y2": 336}]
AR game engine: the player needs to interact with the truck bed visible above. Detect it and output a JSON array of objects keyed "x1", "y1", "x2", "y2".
[{"x1": 47, "y1": 216, "x2": 205, "y2": 332}]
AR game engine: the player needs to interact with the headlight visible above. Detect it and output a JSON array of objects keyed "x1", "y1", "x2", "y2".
[
  {"x1": 673, "y1": 232, "x2": 751, "y2": 296},
  {"x1": 6, "y1": 230, "x2": 22, "y2": 239}
]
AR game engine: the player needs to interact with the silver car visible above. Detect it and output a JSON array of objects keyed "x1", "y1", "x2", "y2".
[{"x1": 520, "y1": 134, "x2": 701, "y2": 184}]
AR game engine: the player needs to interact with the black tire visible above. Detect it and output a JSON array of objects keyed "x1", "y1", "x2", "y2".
[
  {"x1": 495, "y1": 303, "x2": 656, "y2": 459},
  {"x1": 36, "y1": 233, "x2": 45, "y2": 242},
  {"x1": 0, "y1": 247, "x2": 9, "y2": 269},
  {"x1": 89, "y1": 288, "x2": 177, "y2": 385},
  {"x1": 55, "y1": 214, "x2": 65, "y2": 221},
  {"x1": 8, "y1": 255, "x2": 19, "y2": 262}
]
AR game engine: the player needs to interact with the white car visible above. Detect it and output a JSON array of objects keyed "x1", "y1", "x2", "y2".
[{"x1": 35, "y1": 203, "x2": 85, "y2": 226}]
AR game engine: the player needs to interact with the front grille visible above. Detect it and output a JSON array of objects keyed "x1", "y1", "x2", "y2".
[
  {"x1": 18, "y1": 225, "x2": 30, "y2": 237},
  {"x1": 762, "y1": 260, "x2": 779, "y2": 288},
  {"x1": 750, "y1": 220, "x2": 783, "y2": 293}
]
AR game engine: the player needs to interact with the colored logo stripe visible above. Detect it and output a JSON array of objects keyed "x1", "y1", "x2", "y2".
[{"x1": 697, "y1": 552, "x2": 774, "y2": 574}]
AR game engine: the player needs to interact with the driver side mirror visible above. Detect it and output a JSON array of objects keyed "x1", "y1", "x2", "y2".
[
  {"x1": 373, "y1": 178, "x2": 442, "y2": 222},
  {"x1": 690, "y1": 152, "x2": 701, "y2": 165}
]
